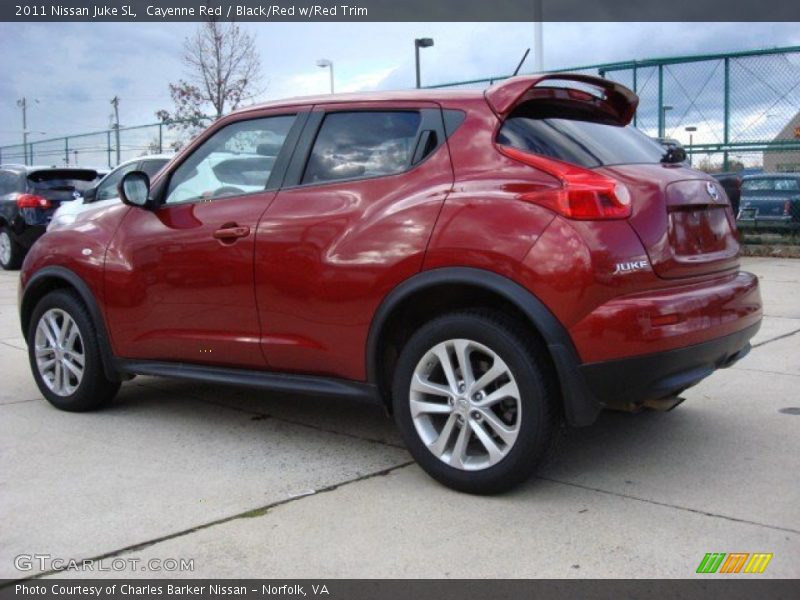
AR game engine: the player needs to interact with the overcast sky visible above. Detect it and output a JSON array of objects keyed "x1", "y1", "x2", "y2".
[{"x1": 0, "y1": 21, "x2": 798, "y2": 149}]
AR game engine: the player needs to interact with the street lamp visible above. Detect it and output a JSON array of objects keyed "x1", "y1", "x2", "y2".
[
  {"x1": 22, "y1": 130, "x2": 47, "y2": 166},
  {"x1": 661, "y1": 105, "x2": 673, "y2": 138},
  {"x1": 685, "y1": 126, "x2": 697, "y2": 166},
  {"x1": 414, "y1": 37, "x2": 434, "y2": 89},
  {"x1": 316, "y1": 59, "x2": 334, "y2": 94}
]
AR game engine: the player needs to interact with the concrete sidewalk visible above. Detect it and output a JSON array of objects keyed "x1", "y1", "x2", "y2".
[{"x1": 1, "y1": 257, "x2": 798, "y2": 579}]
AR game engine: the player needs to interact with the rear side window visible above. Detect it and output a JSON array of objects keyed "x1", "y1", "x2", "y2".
[
  {"x1": 27, "y1": 170, "x2": 99, "y2": 193},
  {"x1": 302, "y1": 111, "x2": 422, "y2": 184},
  {"x1": 742, "y1": 178, "x2": 800, "y2": 191},
  {"x1": 497, "y1": 106, "x2": 665, "y2": 169}
]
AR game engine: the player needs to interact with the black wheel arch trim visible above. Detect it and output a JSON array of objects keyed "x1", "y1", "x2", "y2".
[
  {"x1": 365, "y1": 267, "x2": 603, "y2": 426},
  {"x1": 20, "y1": 266, "x2": 122, "y2": 382}
]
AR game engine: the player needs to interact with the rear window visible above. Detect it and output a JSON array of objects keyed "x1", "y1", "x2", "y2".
[
  {"x1": 28, "y1": 170, "x2": 99, "y2": 193},
  {"x1": 742, "y1": 178, "x2": 800, "y2": 192},
  {"x1": 497, "y1": 108, "x2": 665, "y2": 169}
]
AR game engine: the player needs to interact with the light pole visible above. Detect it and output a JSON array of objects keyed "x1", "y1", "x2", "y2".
[
  {"x1": 316, "y1": 59, "x2": 334, "y2": 94},
  {"x1": 661, "y1": 104, "x2": 673, "y2": 138},
  {"x1": 16, "y1": 98, "x2": 28, "y2": 165},
  {"x1": 685, "y1": 126, "x2": 697, "y2": 166},
  {"x1": 414, "y1": 37, "x2": 434, "y2": 89},
  {"x1": 20, "y1": 131, "x2": 47, "y2": 165},
  {"x1": 533, "y1": 0, "x2": 543, "y2": 71},
  {"x1": 17, "y1": 98, "x2": 39, "y2": 165}
]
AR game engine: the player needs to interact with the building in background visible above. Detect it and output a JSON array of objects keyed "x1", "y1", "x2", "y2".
[{"x1": 763, "y1": 112, "x2": 800, "y2": 173}]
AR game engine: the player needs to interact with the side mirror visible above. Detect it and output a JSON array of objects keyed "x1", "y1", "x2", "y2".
[{"x1": 118, "y1": 171, "x2": 151, "y2": 208}]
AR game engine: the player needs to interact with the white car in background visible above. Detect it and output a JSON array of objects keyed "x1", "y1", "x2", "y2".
[{"x1": 48, "y1": 154, "x2": 172, "y2": 230}]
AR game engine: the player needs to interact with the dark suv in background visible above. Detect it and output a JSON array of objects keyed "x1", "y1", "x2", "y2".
[{"x1": 0, "y1": 165, "x2": 101, "y2": 269}]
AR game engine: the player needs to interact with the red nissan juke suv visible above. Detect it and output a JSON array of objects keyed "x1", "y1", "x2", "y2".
[{"x1": 18, "y1": 74, "x2": 762, "y2": 493}]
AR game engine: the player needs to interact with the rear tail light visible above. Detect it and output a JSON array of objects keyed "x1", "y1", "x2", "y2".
[
  {"x1": 784, "y1": 201, "x2": 791, "y2": 217},
  {"x1": 497, "y1": 144, "x2": 632, "y2": 220},
  {"x1": 16, "y1": 194, "x2": 51, "y2": 209}
]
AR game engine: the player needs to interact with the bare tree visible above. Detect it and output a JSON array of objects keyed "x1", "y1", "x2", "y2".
[{"x1": 156, "y1": 19, "x2": 263, "y2": 147}]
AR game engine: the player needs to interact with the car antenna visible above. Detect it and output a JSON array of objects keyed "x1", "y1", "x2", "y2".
[{"x1": 513, "y1": 48, "x2": 531, "y2": 76}]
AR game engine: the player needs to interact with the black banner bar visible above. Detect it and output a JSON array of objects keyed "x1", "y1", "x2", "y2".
[
  {"x1": 3, "y1": 0, "x2": 800, "y2": 22},
  {"x1": 1, "y1": 580, "x2": 799, "y2": 600}
]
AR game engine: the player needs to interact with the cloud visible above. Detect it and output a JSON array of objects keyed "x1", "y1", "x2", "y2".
[{"x1": 1, "y1": 20, "x2": 798, "y2": 166}]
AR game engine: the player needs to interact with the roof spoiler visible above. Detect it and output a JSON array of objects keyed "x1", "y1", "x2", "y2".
[{"x1": 484, "y1": 73, "x2": 639, "y2": 126}]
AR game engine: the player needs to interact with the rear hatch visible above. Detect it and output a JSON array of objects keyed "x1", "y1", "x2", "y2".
[
  {"x1": 600, "y1": 164, "x2": 738, "y2": 278},
  {"x1": 27, "y1": 168, "x2": 100, "y2": 208},
  {"x1": 490, "y1": 74, "x2": 739, "y2": 279}
]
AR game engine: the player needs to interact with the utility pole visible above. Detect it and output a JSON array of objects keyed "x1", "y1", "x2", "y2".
[
  {"x1": 16, "y1": 97, "x2": 28, "y2": 165},
  {"x1": 111, "y1": 96, "x2": 121, "y2": 166}
]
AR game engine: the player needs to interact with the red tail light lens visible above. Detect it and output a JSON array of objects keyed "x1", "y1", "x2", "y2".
[
  {"x1": 16, "y1": 194, "x2": 51, "y2": 209},
  {"x1": 497, "y1": 144, "x2": 632, "y2": 220}
]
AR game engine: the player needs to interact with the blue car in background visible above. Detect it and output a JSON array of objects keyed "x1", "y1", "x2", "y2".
[{"x1": 737, "y1": 174, "x2": 800, "y2": 230}]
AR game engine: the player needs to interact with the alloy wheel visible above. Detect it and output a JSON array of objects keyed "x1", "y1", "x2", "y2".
[
  {"x1": 409, "y1": 338, "x2": 521, "y2": 471},
  {"x1": 0, "y1": 231, "x2": 11, "y2": 266},
  {"x1": 34, "y1": 308, "x2": 86, "y2": 396}
]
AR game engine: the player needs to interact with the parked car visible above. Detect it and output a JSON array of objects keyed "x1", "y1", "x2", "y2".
[
  {"x1": 18, "y1": 74, "x2": 762, "y2": 494},
  {"x1": 0, "y1": 165, "x2": 101, "y2": 269},
  {"x1": 712, "y1": 172, "x2": 743, "y2": 216},
  {"x1": 737, "y1": 174, "x2": 800, "y2": 230},
  {"x1": 49, "y1": 155, "x2": 172, "y2": 230}
]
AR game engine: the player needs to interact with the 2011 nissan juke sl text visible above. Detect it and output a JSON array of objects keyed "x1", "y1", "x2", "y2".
[{"x1": 18, "y1": 74, "x2": 762, "y2": 493}]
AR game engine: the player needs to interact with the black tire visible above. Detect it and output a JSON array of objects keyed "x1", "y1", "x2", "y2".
[
  {"x1": 392, "y1": 310, "x2": 562, "y2": 494},
  {"x1": 0, "y1": 226, "x2": 24, "y2": 271},
  {"x1": 27, "y1": 289, "x2": 120, "y2": 411}
]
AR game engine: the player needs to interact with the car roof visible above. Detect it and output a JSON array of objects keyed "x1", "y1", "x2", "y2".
[
  {"x1": 0, "y1": 164, "x2": 102, "y2": 175},
  {"x1": 111, "y1": 154, "x2": 173, "y2": 169},
  {"x1": 230, "y1": 88, "x2": 483, "y2": 115}
]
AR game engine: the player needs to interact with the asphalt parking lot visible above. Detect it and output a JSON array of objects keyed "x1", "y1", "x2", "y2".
[{"x1": 1, "y1": 257, "x2": 798, "y2": 580}]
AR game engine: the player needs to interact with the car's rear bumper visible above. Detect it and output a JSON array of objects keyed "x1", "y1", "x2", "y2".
[
  {"x1": 578, "y1": 321, "x2": 759, "y2": 411},
  {"x1": 569, "y1": 270, "x2": 762, "y2": 364}
]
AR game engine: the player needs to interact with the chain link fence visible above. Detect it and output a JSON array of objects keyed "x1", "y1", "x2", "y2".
[{"x1": 0, "y1": 118, "x2": 211, "y2": 170}]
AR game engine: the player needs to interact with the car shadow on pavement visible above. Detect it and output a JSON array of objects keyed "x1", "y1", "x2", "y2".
[
  {"x1": 110, "y1": 378, "x2": 732, "y2": 496},
  {"x1": 527, "y1": 405, "x2": 731, "y2": 494}
]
